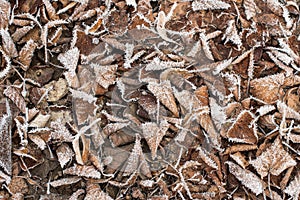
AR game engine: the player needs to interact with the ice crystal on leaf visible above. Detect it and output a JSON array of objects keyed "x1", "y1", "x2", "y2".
[
  {"x1": 284, "y1": 172, "x2": 300, "y2": 200},
  {"x1": 0, "y1": 112, "x2": 12, "y2": 174}
]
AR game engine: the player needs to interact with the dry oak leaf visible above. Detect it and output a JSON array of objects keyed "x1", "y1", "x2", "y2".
[
  {"x1": 141, "y1": 120, "x2": 169, "y2": 159},
  {"x1": 226, "y1": 110, "x2": 258, "y2": 144},
  {"x1": 284, "y1": 172, "x2": 300, "y2": 200},
  {"x1": 63, "y1": 164, "x2": 101, "y2": 179},
  {"x1": 123, "y1": 134, "x2": 152, "y2": 178},
  {"x1": 250, "y1": 73, "x2": 285, "y2": 104},
  {"x1": 226, "y1": 161, "x2": 265, "y2": 195},
  {"x1": 147, "y1": 80, "x2": 179, "y2": 117},
  {"x1": 249, "y1": 137, "x2": 296, "y2": 178}
]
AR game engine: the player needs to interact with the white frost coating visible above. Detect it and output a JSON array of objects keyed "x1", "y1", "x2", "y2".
[
  {"x1": 209, "y1": 98, "x2": 226, "y2": 130},
  {"x1": 284, "y1": 172, "x2": 300, "y2": 200},
  {"x1": 192, "y1": 0, "x2": 230, "y2": 11},
  {"x1": 58, "y1": 47, "x2": 80, "y2": 73},
  {"x1": 222, "y1": 20, "x2": 242, "y2": 50},
  {"x1": 256, "y1": 105, "x2": 275, "y2": 116},
  {"x1": 69, "y1": 88, "x2": 97, "y2": 104},
  {"x1": 212, "y1": 58, "x2": 233, "y2": 75}
]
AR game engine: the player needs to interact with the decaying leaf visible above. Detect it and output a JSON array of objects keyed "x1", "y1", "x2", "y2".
[
  {"x1": 84, "y1": 183, "x2": 113, "y2": 200},
  {"x1": 226, "y1": 161, "x2": 265, "y2": 195},
  {"x1": 250, "y1": 137, "x2": 296, "y2": 178}
]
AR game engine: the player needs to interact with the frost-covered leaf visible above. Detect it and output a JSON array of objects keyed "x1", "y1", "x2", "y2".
[
  {"x1": 222, "y1": 20, "x2": 242, "y2": 50},
  {"x1": 4, "y1": 86, "x2": 26, "y2": 113},
  {"x1": 250, "y1": 137, "x2": 296, "y2": 178},
  {"x1": 0, "y1": 0, "x2": 10, "y2": 29},
  {"x1": 0, "y1": 112, "x2": 12, "y2": 174},
  {"x1": 284, "y1": 172, "x2": 300, "y2": 200},
  {"x1": 45, "y1": 78, "x2": 68, "y2": 102},
  {"x1": 92, "y1": 63, "x2": 117, "y2": 89},
  {"x1": 226, "y1": 110, "x2": 258, "y2": 144},
  {"x1": 141, "y1": 120, "x2": 169, "y2": 159},
  {"x1": 147, "y1": 81, "x2": 179, "y2": 117},
  {"x1": 50, "y1": 120, "x2": 74, "y2": 142},
  {"x1": 243, "y1": 0, "x2": 260, "y2": 20},
  {"x1": 58, "y1": 47, "x2": 79, "y2": 70},
  {"x1": 226, "y1": 161, "x2": 265, "y2": 195},
  {"x1": 18, "y1": 39, "x2": 37, "y2": 71},
  {"x1": 277, "y1": 100, "x2": 300, "y2": 120},
  {"x1": 123, "y1": 135, "x2": 151, "y2": 178},
  {"x1": 50, "y1": 177, "x2": 81, "y2": 187},
  {"x1": 56, "y1": 143, "x2": 74, "y2": 168},
  {"x1": 250, "y1": 73, "x2": 285, "y2": 104},
  {"x1": 63, "y1": 164, "x2": 101, "y2": 179},
  {"x1": 70, "y1": 89, "x2": 98, "y2": 125},
  {"x1": 0, "y1": 29, "x2": 18, "y2": 58},
  {"x1": 84, "y1": 183, "x2": 113, "y2": 200},
  {"x1": 197, "y1": 146, "x2": 218, "y2": 169},
  {"x1": 192, "y1": 0, "x2": 230, "y2": 11}
]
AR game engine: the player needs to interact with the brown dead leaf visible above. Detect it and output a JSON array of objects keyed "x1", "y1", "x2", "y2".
[
  {"x1": 56, "y1": 143, "x2": 74, "y2": 168},
  {"x1": 63, "y1": 164, "x2": 101, "y2": 179}
]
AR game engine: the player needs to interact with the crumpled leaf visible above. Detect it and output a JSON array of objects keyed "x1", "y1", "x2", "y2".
[
  {"x1": 226, "y1": 161, "x2": 265, "y2": 195},
  {"x1": 250, "y1": 137, "x2": 297, "y2": 178},
  {"x1": 84, "y1": 183, "x2": 113, "y2": 200},
  {"x1": 50, "y1": 177, "x2": 81, "y2": 187}
]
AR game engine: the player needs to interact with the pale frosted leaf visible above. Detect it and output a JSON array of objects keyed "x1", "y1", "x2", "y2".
[
  {"x1": 243, "y1": 0, "x2": 260, "y2": 20},
  {"x1": 45, "y1": 78, "x2": 68, "y2": 102},
  {"x1": 102, "y1": 122, "x2": 130, "y2": 136},
  {"x1": 42, "y1": 0, "x2": 59, "y2": 20},
  {"x1": 125, "y1": 0, "x2": 137, "y2": 10},
  {"x1": 50, "y1": 120, "x2": 74, "y2": 142},
  {"x1": 0, "y1": 29, "x2": 18, "y2": 58},
  {"x1": 50, "y1": 177, "x2": 81, "y2": 187},
  {"x1": 18, "y1": 39, "x2": 37, "y2": 71},
  {"x1": 250, "y1": 73, "x2": 285, "y2": 104},
  {"x1": 226, "y1": 161, "x2": 265, "y2": 195},
  {"x1": 58, "y1": 47, "x2": 80, "y2": 72},
  {"x1": 199, "y1": 33, "x2": 214, "y2": 60},
  {"x1": 29, "y1": 113, "x2": 51, "y2": 128},
  {"x1": 123, "y1": 135, "x2": 151, "y2": 178},
  {"x1": 142, "y1": 120, "x2": 169, "y2": 159},
  {"x1": 250, "y1": 137, "x2": 296, "y2": 178},
  {"x1": 230, "y1": 152, "x2": 249, "y2": 169},
  {"x1": 147, "y1": 81, "x2": 179, "y2": 117},
  {"x1": 284, "y1": 172, "x2": 300, "y2": 199},
  {"x1": 222, "y1": 20, "x2": 242, "y2": 50},
  {"x1": 4, "y1": 86, "x2": 26, "y2": 113},
  {"x1": 0, "y1": 0, "x2": 10, "y2": 29},
  {"x1": 92, "y1": 63, "x2": 117, "y2": 89},
  {"x1": 209, "y1": 98, "x2": 226, "y2": 130},
  {"x1": 63, "y1": 164, "x2": 101, "y2": 179},
  {"x1": 145, "y1": 57, "x2": 185, "y2": 71},
  {"x1": 192, "y1": 0, "x2": 230, "y2": 11},
  {"x1": 56, "y1": 143, "x2": 74, "y2": 168},
  {"x1": 28, "y1": 134, "x2": 46, "y2": 150},
  {"x1": 0, "y1": 114, "x2": 12, "y2": 174}
]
